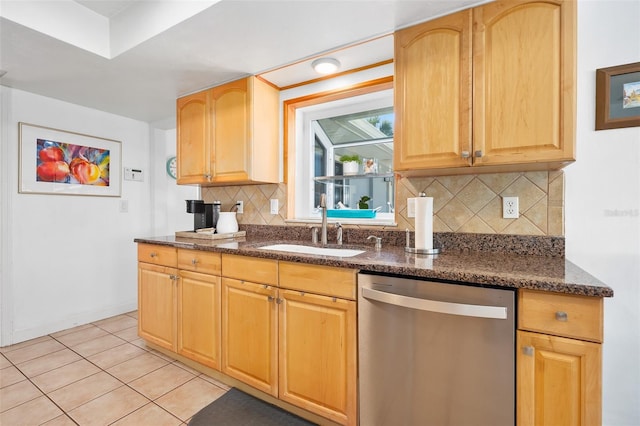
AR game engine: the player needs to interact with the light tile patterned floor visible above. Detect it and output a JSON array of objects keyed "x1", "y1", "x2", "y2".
[{"x1": 0, "y1": 311, "x2": 229, "y2": 425}]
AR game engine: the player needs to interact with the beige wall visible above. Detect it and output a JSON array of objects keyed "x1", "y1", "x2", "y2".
[{"x1": 203, "y1": 170, "x2": 564, "y2": 236}]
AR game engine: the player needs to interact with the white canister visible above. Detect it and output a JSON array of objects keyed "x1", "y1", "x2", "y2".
[{"x1": 216, "y1": 212, "x2": 238, "y2": 234}]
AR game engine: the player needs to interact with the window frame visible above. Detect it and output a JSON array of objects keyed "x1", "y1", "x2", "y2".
[{"x1": 283, "y1": 77, "x2": 395, "y2": 224}]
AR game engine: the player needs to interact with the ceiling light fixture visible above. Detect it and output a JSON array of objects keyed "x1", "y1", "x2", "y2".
[{"x1": 311, "y1": 58, "x2": 340, "y2": 75}]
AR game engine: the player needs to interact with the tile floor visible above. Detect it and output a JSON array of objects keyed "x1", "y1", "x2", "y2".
[{"x1": 0, "y1": 311, "x2": 229, "y2": 425}]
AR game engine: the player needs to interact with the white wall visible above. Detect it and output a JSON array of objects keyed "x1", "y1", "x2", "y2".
[
  {"x1": 0, "y1": 87, "x2": 154, "y2": 345},
  {"x1": 566, "y1": 1, "x2": 640, "y2": 424},
  {"x1": 149, "y1": 127, "x2": 198, "y2": 235},
  {"x1": 0, "y1": 88, "x2": 198, "y2": 347}
]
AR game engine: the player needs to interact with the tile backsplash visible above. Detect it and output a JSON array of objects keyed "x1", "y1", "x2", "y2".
[{"x1": 202, "y1": 171, "x2": 564, "y2": 236}]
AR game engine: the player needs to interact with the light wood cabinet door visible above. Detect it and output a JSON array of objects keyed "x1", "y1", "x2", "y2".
[
  {"x1": 177, "y1": 270, "x2": 221, "y2": 370},
  {"x1": 138, "y1": 262, "x2": 177, "y2": 351},
  {"x1": 176, "y1": 77, "x2": 279, "y2": 186},
  {"x1": 211, "y1": 77, "x2": 279, "y2": 184},
  {"x1": 278, "y1": 290, "x2": 357, "y2": 426},
  {"x1": 473, "y1": 0, "x2": 576, "y2": 167},
  {"x1": 176, "y1": 90, "x2": 212, "y2": 184},
  {"x1": 394, "y1": 9, "x2": 472, "y2": 171},
  {"x1": 221, "y1": 278, "x2": 278, "y2": 396},
  {"x1": 517, "y1": 330, "x2": 602, "y2": 426},
  {"x1": 211, "y1": 78, "x2": 250, "y2": 183}
]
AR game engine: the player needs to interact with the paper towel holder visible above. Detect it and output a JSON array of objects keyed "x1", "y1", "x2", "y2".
[
  {"x1": 405, "y1": 247, "x2": 441, "y2": 255},
  {"x1": 404, "y1": 228, "x2": 441, "y2": 255}
]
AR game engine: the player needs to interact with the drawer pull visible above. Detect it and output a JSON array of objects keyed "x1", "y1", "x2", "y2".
[
  {"x1": 149, "y1": 253, "x2": 157, "y2": 258},
  {"x1": 555, "y1": 311, "x2": 568, "y2": 322},
  {"x1": 522, "y1": 346, "x2": 534, "y2": 356},
  {"x1": 191, "y1": 258, "x2": 198, "y2": 265}
]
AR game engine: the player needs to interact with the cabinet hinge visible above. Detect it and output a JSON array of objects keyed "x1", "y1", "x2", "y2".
[{"x1": 522, "y1": 346, "x2": 534, "y2": 356}]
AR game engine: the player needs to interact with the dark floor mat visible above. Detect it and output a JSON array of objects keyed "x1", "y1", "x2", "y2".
[{"x1": 188, "y1": 388, "x2": 317, "y2": 426}]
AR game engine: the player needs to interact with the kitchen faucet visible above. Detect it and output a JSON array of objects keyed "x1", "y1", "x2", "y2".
[{"x1": 319, "y1": 193, "x2": 328, "y2": 245}]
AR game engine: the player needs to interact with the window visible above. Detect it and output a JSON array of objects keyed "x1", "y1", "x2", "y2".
[{"x1": 292, "y1": 87, "x2": 395, "y2": 223}]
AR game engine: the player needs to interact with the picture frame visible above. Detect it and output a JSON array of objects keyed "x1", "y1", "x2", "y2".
[
  {"x1": 19, "y1": 122, "x2": 122, "y2": 197},
  {"x1": 595, "y1": 62, "x2": 640, "y2": 130}
]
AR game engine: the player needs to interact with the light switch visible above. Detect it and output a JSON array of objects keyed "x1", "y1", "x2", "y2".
[{"x1": 124, "y1": 167, "x2": 144, "y2": 182}]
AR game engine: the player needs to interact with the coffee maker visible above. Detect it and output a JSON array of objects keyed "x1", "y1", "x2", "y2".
[{"x1": 185, "y1": 199, "x2": 213, "y2": 231}]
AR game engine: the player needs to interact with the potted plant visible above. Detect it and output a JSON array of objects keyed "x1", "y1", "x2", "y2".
[
  {"x1": 358, "y1": 195, "x2": 371, "y2": 209},
  {"x1": 339, "y1": 154, "x2": 361, "y2": 175}
]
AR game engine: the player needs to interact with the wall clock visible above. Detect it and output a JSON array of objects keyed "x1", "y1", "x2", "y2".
[{"x1": 166, "y1": 156, "x2": 177, "y2": 179}]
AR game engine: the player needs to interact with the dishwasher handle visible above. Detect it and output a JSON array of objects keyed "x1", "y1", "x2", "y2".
[{"x1": 361, "y1": 287, "x2": 508, "y2": 320}]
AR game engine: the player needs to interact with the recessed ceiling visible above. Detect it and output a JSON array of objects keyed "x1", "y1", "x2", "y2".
[
  {"x1": 0, "y1": 0, "x2": 490, "y2": 127},
  {"x1": 75, "y1": 0, "x2": 135, "y2": 18}
]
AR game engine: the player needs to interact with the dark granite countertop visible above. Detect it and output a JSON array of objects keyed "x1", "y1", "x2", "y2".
[{"x1": 134, "y1": 227, "x2": 612, "y2": 298}]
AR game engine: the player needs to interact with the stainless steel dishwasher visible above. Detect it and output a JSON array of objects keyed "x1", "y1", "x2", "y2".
[{"x1": 358, "y1": 273, "x2": 515, "y2": 426}]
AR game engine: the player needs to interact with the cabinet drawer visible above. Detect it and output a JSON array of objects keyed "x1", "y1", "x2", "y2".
[
  {"x1": 138, "y1": 244, "x2": 177, "y2": 267},
  {"x1": 221, "y1": 254, "x2": 278, "y2": 285},
  {"x1": 178, "y1": 249, "x2": 221, "y2": 275},
  {"x1": 279, "y1": 262, "x2": 357, "y2": 300},
  {"x1": 519, "y1": 289, "x2": 603, "y2": 343}
]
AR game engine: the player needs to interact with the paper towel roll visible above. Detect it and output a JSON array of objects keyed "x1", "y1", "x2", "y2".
[{"x1": 414, "y1": 196, "x2": 433, "y2": 250}]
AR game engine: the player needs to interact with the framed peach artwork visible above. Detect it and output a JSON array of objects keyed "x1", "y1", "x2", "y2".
[{"x1": 19, "y1": 122, "x2": 122, "y2": 196}]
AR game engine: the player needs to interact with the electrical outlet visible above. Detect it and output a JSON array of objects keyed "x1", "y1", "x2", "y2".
[
  {"x1": 270, "y1": 199, "x2": 278, "y2": 215},
  {"x1": 502, "y1": 196, "x2": 519, "y2": 219},
  {"x1": 236, "y1": 200, "x2": 244, "y2": 214}
]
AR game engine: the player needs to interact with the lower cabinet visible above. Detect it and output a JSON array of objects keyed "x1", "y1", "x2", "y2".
[
  {"x1": 517, "y1": 289, "x2": 603, "y2": 426},
  {"x1": 279, "y1": 289, "x2": 356, "y2": 426},
  {"x1": 138, "y1": 245, "x2": 606, "y2": 426},
  {"x1": 517, "y1": 330, "x2": 602, "y2": 426},
  {"x1": 221, "y1": 277, "x2": 278, "y2": 396},
  {"x1": 220, "y1": 254, "x2": 357, "y2": 426},
  {"x1": 138, "y1": 246, "x2": 222, "y2": 370},
  {"x1": 138, "y1": 262, "x2": 177, "y2": 351},
  {"x1": 177, "y1": 270, "x2": 221, "y2": 370}
]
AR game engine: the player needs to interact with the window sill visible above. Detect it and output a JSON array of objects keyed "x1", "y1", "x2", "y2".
[{"x1": 285, "y1": 218, "x2": 397, "y2": 227}]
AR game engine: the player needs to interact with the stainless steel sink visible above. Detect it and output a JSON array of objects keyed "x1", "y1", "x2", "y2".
[{"x1": 259, "y1": 244, "x2": 365, "y2": 257}]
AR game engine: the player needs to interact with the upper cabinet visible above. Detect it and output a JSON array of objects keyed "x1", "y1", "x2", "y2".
[
  {"x1": 176, "y1": 76, "x2": 279, "y2": 185},
  {"x1": 394, "y1": 9, "x2": 472, "y2": 171},
  {"x1": 394, "y1": 0, "x2": 576, "y2": 176}
]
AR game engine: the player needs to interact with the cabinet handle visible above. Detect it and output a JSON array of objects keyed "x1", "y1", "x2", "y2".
[
  {"x1": 555, "y1": 311, "x2": 568, "y2": 322},
  {"x1": 474, "y1": 150, "x2": 483, "y2": 158},
  {"x1": 461, "y1": 151, "x2": 470, "y2": 159},
  {"x1": 149, "y1": 253, "x2": 157, "y2": 258},
  {"x1": 191, "y1": 259, "x2": 198, "y2": 265},
  {"x1": 276, "y1": 298, "x2": 283, "y2": 304},
  {"x1": 522, "y1": 346, "x2": 534, "y2": 356},
  {"x1": 268, "y1": 296, "x2": 274, "y2": 302}
]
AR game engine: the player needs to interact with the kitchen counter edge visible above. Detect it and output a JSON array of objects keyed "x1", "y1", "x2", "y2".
[{"x1": 134, "y1": 236, "x2": 613, "y2": 298}]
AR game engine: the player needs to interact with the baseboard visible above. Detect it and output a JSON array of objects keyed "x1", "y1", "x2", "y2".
[{"x1": 3, "y1": 301, "x2": 137, "y2": 347}]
